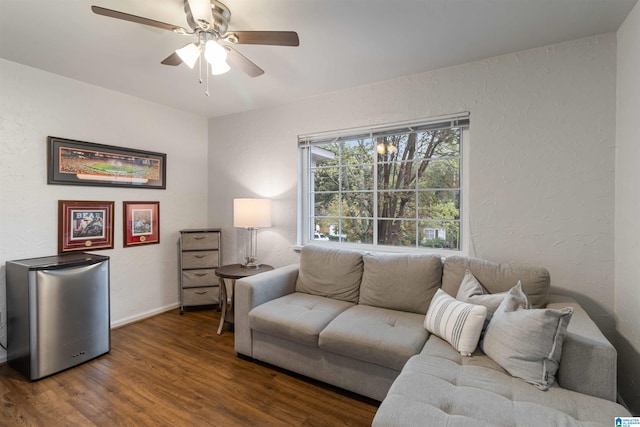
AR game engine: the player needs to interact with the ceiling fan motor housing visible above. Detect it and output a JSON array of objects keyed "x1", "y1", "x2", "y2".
[
  {"x1": 185, "y1": 0, "x2": 231, "y2": 38},
  {"x1": 210, "y1": 1, "x2": 231, "y2": 37}
]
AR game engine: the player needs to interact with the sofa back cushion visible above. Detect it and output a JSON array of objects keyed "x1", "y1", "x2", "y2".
[
  {"x1": 295, "y1": 245, "x2": 364, "y2": 303},
  {"x1": 442, "y1": 256, "x2": 550, "y2": 308},
  {"x1": 358, "y1": 252, "x2": 442, "y2": 314}
]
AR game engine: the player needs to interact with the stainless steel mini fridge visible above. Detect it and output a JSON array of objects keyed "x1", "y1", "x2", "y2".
[{"x1": 6, "y1": 252, "x2": 110, "y2": 380}]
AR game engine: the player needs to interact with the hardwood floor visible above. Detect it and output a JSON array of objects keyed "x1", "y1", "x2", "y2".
[{"x1": 0, "y1": 309, "x2": 379, "y2": 426}]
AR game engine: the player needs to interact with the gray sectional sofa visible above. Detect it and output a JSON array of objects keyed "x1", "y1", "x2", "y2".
[{"x1": 234, "y1": 245, "x2": 631, "y2": 425}]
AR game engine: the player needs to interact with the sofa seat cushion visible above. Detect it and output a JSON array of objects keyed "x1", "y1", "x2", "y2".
[
  {"x1": 318, "y1": 305, "x2": 428, "y2": 371},
  {"x1": 249, "y1": 292, "x2": 354, "y2": 347},
  {"x1": 372, "y1": 335, "x2": 630, "y2": 426}
]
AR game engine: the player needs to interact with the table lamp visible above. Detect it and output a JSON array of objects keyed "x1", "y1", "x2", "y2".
[{"x1": 233, "y1": 198, "x2": 272, "y2": 268}]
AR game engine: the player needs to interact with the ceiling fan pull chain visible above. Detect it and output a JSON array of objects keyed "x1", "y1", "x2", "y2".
[
  {"x1": 198, "y1": 55, "x2": 203, "y2": 84},
  {"x1": 205, "y1": 62, "x2": 210, "y2": 97}
]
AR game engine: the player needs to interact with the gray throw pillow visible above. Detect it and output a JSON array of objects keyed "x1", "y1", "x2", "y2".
[
  {"x1": 456, "y1": 270, "x2": 508, "y2": 328},
  {"x1": 481, "y1": 283, "x2": 573, "y2": 390}
]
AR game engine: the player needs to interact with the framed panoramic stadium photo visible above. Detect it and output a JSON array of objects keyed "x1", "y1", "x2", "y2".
[{"x1": 47, "y1": 136, "x2": 166, "y2": 189}]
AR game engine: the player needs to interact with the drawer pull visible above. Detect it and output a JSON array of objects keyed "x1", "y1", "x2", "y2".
[
  {"x1": 194, "y1": 236, "x2": 205, "y2": 240},
  {"x1": 195, "y1": 290, "x2": 208, "y2": 295},
  {"x1": 195, "y1": 273, "x2": 208, "y2": 277},
  {"x1": 195, "y1": 255, "x2": 206, "y2": 259}
]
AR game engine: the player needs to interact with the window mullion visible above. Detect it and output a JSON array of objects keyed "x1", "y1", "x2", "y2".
[
  {"x1": 338, "y1": 143, "x2": 343, "y2": 234},
  {"x1": 371, "y1": 133, "x2": 378, "y2": 245},
  {"x1": 307, "y1": 147, "x2": 313, "y2": 242},
  {"x1": 415, "y1": 159, "x2": 419, "y2": 248}
]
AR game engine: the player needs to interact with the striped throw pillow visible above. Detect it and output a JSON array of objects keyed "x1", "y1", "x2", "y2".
[{"x1": 424, "y1": 289, "x2": 487, "y2": 356}]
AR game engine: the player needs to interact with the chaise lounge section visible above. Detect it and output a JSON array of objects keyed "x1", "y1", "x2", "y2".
[{"x1": 234, "y1": 245, "x2": 631, "y2": 425}]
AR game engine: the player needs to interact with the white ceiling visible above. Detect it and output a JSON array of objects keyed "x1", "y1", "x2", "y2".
[{"x1": 0, "y1": 0, "x2": 636, "y2": 119}]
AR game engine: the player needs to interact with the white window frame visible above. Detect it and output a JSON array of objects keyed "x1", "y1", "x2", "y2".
[{"x1": 297, "y1": 113, "x2": 470, "y2": 256}]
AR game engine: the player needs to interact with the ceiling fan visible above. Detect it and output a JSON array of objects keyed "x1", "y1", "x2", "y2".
[{"x1": 92, "y1": 0, "x2": 299, "y2": 87}]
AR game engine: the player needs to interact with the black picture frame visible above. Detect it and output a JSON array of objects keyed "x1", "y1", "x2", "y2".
[{"x1": 47, "y1": 136, "x2": 167, "y2": 189}]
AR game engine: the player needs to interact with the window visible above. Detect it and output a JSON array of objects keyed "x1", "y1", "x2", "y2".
[{"x1": 299, "y1": 113, "x2": 469, "y2": 251}]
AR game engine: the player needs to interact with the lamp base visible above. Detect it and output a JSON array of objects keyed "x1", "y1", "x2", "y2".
[
  {"x1": 241, "y1": 256, "x2": 261, "y2": 268},
  {"x1": 241, "y1": 262, "x2": 261, "y2": 269}
]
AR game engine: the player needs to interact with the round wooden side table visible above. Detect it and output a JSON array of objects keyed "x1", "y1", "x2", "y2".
[{"x1": 214, "y1": 263, "x2": 274, "y2": 335}]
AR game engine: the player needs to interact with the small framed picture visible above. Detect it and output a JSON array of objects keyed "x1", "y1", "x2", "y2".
[
  {"x1": 123, "y1": 201, "x2": 160, "y2": 247},
  {"x1": 58, "y1": 200, "x2": 114, "y2": 253}
]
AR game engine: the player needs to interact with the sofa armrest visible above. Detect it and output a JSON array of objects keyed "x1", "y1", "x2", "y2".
[
  {"x1": 548, "y1": 294, "x2": 617, "y2": 401},
  {"x1": 234, "y1": 264, "x2": 299, "y2": 357}
]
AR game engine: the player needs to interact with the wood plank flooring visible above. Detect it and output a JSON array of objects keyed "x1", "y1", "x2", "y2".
[{"x1": 0, "y1": 309, "x2": 379, "y2": 426}]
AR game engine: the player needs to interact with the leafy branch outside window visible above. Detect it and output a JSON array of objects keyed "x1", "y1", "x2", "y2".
[{"x1": 310, "y1": 126, "x2": 461, "y2": 250}]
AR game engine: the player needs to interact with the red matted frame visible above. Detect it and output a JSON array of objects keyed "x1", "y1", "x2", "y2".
[
  {"x1": 58, "y1": 200, "x2": 114, "y2": 253},
  {"x1": 123, "y1": 201, "x2": 160, "y2": 247}
]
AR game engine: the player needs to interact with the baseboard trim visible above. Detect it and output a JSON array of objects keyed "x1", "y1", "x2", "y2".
[
  {"x1": 0, "y1": 303, "x2": 181, "y2": 367},
  {"x1": 110, "y1": 303, "x2": 180, "y2": 329}
]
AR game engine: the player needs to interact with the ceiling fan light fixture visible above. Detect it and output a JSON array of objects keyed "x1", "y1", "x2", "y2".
[
  {"x1": 176, "y1": 43, "x2": 201, "y2": 69},
  {"x1": 204, "y1": 39, "x2": 227, "y2": 64},
  {"x1": 204, "y1": 39, "x2": 230, "y2": 75},
  {"x1": 210, "y1": 60, "x2": 230, "y2": 75}
]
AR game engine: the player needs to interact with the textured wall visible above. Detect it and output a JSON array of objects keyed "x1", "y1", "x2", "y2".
[
  {"x1": 0, "y1": 59, "x2": 209, "y2": 362},
  {"x1": 615, "y1": 1, "x2": 640, "y2": 414},
  {"x1": 209, "y1": 34, "x2": 617, "y2": 336}
]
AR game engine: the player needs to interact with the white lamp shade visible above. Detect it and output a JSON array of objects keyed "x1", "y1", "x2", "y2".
[
  {"x1": 210, "y1": 60, "x2": 230, "y2": 75},
  {"x1": 233, "y1": 198, "x2": 272, "y2": 228},
  {"x1": 176, "y1": 43, "x2": 200, "y2": 69},
  {"x1": 204, "y1": 40, "x2": 227, "y2": 64}
]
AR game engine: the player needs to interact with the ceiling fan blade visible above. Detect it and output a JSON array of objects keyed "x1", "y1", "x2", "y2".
[
  {"x1": 91, "y1": 6, "x2": 189, "y2": 34},
  {"x1": 225, "y1": 46, "x2": 264, "y2": 77},
  {"x1": 184, "y1": 0, "x2": 214, "y2": 31},
  {"x1": 161, "y1": 52, "x2": 183, "y2": 66},
  {"x1": 227, "y1": 31, "x2": 299, "y2": 47}
]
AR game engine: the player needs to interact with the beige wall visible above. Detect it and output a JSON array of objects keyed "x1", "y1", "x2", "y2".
[
  {"x1": 615, "y1": 0, "x2": 640, "y2": 415},
  {"x1": 0, "y1": 59, "x2": 209, "y2": 362},
  {"x1": 209, "y1": 33, "x2": 618, "y2": 333}
]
